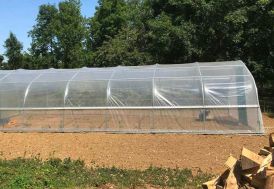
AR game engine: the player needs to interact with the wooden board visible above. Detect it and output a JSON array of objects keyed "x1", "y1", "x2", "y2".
[
  {"x1": 241, "y1": 147, "x2": 264, "y2": 170},
  {"x1": 258, "y1": 148, "x2": 271, "y2": 156},
  {"x1": 265, "y1": 175, "x2": 274, "y2": 189},
  {"x1": 224, "y1": 171, "x2": 238, "y2": 189},
  {"x1": 202, "y1": 177, "x2": 219, "y2": 189},
  {"x1": 225, "y1": 156, "x2": 238, "y2": 169},
  {"x1": 265, "y1": 167, "x2": 274, "y2": 177},
  {"x1": 269, "y1": 133, "x2": 274, "y2": 147}
]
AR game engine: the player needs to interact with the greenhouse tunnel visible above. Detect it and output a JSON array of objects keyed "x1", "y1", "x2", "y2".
[{"x1": 0, "y1": 60, "x2": 263, "y2": 134}]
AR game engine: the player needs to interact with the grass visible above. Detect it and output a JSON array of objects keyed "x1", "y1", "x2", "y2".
[
  {"x1": 0, "y1": 157, "x2": 212, "y2": 189},
  {"x1": 266, "y1": 112, "x2": 274, "y2": 118}
]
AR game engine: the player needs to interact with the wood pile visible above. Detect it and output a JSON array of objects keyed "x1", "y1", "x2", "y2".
[{"x1": 202, "y1": 133, "x2": 274, "y2": 189}]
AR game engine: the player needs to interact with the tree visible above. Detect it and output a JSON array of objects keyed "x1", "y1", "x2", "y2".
[
  {"x1": 88, "y1": 0, "x2": 127, "y2": 49},
  {"x1": 4, "y1": 32, "x2": 23, "y2": 69},
  {"x1": 139, "y1": 0, "x2": 202, "y2": 64},
  {"x1": 94, "y1": 27, "x2": 153, "y2": 67},
  {"x1": 29, "y1": 0, "x2": 86, "y2": 69},
  {"x1": 0, "y1": 54, "x2": 5, "y2": 70},
  {"x1": 56, "y1": 0, "x2": 86, "y2": 68},
  {"x1": 29, "y1": 4, "x2": 59, "y2": 69},
  {"x1": 0, "y1": 55, "x2": 3, "y2": 65},
  {"x1": 242, "y1": 0, "x2": 274, "y2": 87},
  {"x1": 138, "y1": 0, "x2": 273, "y2": 86},
  {"x1": 26, "y1": 0, "x2": 273, "y2": 87},
  {"x1": 21, "y1": 52, "x2": 35, "y2": 69}
]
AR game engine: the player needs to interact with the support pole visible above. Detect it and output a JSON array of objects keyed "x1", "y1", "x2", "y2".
[{"x1": 236, "y1": 66, "x2": 248, "y2": 126}]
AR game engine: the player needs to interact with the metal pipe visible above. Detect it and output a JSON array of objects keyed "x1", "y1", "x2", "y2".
[{"x1": 0, "y1": 105, "x2": 260, "y2": 111}]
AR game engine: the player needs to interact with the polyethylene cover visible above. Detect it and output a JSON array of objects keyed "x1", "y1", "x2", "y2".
[{"x1": 0, "y1": 60, "x2": 263, "y2": 134}]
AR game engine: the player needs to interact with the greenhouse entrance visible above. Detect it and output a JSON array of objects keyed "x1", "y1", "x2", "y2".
[{"x1": 0, "y1": 61, "x2": 263, "y2": 134}]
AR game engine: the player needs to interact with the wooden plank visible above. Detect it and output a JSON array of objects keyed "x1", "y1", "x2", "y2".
[
  {"x1": 244, "y1": 174, "x2": 265, "y2": 189},
  {"x1": 241, "y1": 147, "x2": 264, "y2": 170},
  {"x1": 225, "y1": 156, "x2": 238, "y2": 170},
  {"x1": 216, "y1": 185, "x2": 223, "y2": 189},
  {"x1": 224, "y1": 161, "x2": 242, "y2": 189},
  {"x1": 224, "y1": 168, "x2": 238, "y2": 189},
  {"x1": 242, "y1": 183, "x2": 256, "y2": 189},
  {"x1": 269, "y1": 133, "x2": 274, "y2": 147},
  {"x1": 258, "y1": 148, "x2": 271, "y2": 156},
  {"x1": 242, "y1": 168, "x2": 259, "y2": 178},
  {"x1": 265, "y1": 175, "x2": 274, "y2": 189},
  {"x1": 251, "y1": 177, "x2": 265, "y2": 189},
  {"x1": 203, "y1": 169, "x2": 230, "y2": 189},
  {"x1": 219, "y1": 169, "x2": 230, "y2": 187},
  {"x1": 202, "y1": 177, "x2": 219, "y2": 189},
  {"x1": 260, "y1": 153, "x2": 272, "y2": 169},
  {"x1": 265, "y1": 167, "x2": 274, "y2": 177},
  {"x1": 263, "y1": 146, "x2": 274, "y2": 166},
  {"x1": 242, "y1": 153, "x2": 272, "y2": 182},
  {"x1": 255, "y1": 153, "x2": 273, "y2": 178},
  {"x1": 263, "y1": 146, "x2": 274, "y2": 152}
]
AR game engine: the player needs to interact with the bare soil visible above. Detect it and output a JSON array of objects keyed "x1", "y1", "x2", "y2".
[
  {"x1": 0, "y1": 113, "x2": 273, "y2": 174},
  {"x1": 0, "y1": 109, "x2": 261, "y2": 133}
]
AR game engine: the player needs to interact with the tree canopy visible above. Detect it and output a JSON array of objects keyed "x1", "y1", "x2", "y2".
[
  {"x1": 1, "y1": 0, "x2": 273, "y2": 87},
  {"x1": 4, "y1": 32, "x2": 23, "y2": 70}
]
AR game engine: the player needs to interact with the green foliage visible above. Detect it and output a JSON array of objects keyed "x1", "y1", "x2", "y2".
[
  {"x1": 88, "y1": 0, "x2": 127, "y2": 49},
  {"x1": 1, "y1": 0, "x2": 273, "y2": 86},
  {"x1": 85, "y1": 0, "x2": 274, "y2": 85},
  {"x1": 242, "y1": 0, "x2": 274, "y2": 86},
  {"x1": 0, "y1": 157, "x2": 212, "y2": 188},
  {"x1": 29, "y1": 4, "x2": 59, "y2": 69},
  {"x1": 56, "y1": 0, "x2": 86, "y2": 68},
  {"x1": 145, "y1": 11, "x2": 198, "y2": 63},
  {"x1": 29, "y1": 0, "x2": 86, "y2": 69},
  {"x1": 0, "y1": 55, "x2": 3, "y2": 65},
  {"x1": 4, "y1": 32, "x2": 23, "y2": 69},
  {"x1": 140, "y1": 0, "x2": 273, "y2": 85},
  {"x1": 94, "y1": 27, "x2": 153, "y2": 67}
]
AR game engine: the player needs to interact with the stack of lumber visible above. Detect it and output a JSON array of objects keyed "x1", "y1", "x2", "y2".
[{"x1": 202, "y1": 133, "x2": 274, "y2": 189}]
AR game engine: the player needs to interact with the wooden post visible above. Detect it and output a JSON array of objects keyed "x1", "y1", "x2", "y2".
[
  {"x1": 269, "y1": 133, "x2": 274, "y2": 147},
  {"x1": 265, "y1": 175, "x2": 274, "y2": 189}
]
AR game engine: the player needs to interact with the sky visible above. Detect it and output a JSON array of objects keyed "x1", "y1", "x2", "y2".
[{"x1": 0, "y1": 0, "x2": 98, "y2": 55}]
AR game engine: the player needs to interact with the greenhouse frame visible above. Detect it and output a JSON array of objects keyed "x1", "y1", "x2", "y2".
[{"x1": 0, "y1": 60, "x2": 263, "y2": 134}]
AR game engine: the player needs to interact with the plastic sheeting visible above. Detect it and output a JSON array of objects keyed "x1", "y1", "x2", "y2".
[{"x1": 0, "y1": 60, "x2": 263, "y2": 134}]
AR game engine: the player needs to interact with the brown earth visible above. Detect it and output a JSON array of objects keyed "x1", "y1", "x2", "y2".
[
  {"x1": 0, "y1": 109, "x2": 260, "y2": 133},
  {"x1": 0, "y1": 113, "x2": 273, "y2": 174}
]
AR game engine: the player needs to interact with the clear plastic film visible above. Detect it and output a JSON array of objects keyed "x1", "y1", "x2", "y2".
[{"x1": 0, "y1": 61, "x2": 263, "y2": 134}]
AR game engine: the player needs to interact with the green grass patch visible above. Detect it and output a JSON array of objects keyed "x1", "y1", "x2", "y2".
[
  {"x1": 0, "y1": 157, "x2": 212, "y2": 189},
  {"x1": 266, "y1": 112, "x2": 274, "y2": 118}
]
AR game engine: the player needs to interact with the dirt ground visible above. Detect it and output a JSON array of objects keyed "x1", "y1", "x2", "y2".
[
  {"x1": 1, "y1": 109, "x2": 261, "y2": 133},
  {"x1": 0, "y1": 113, "x2": 273, "y2": 174}
]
